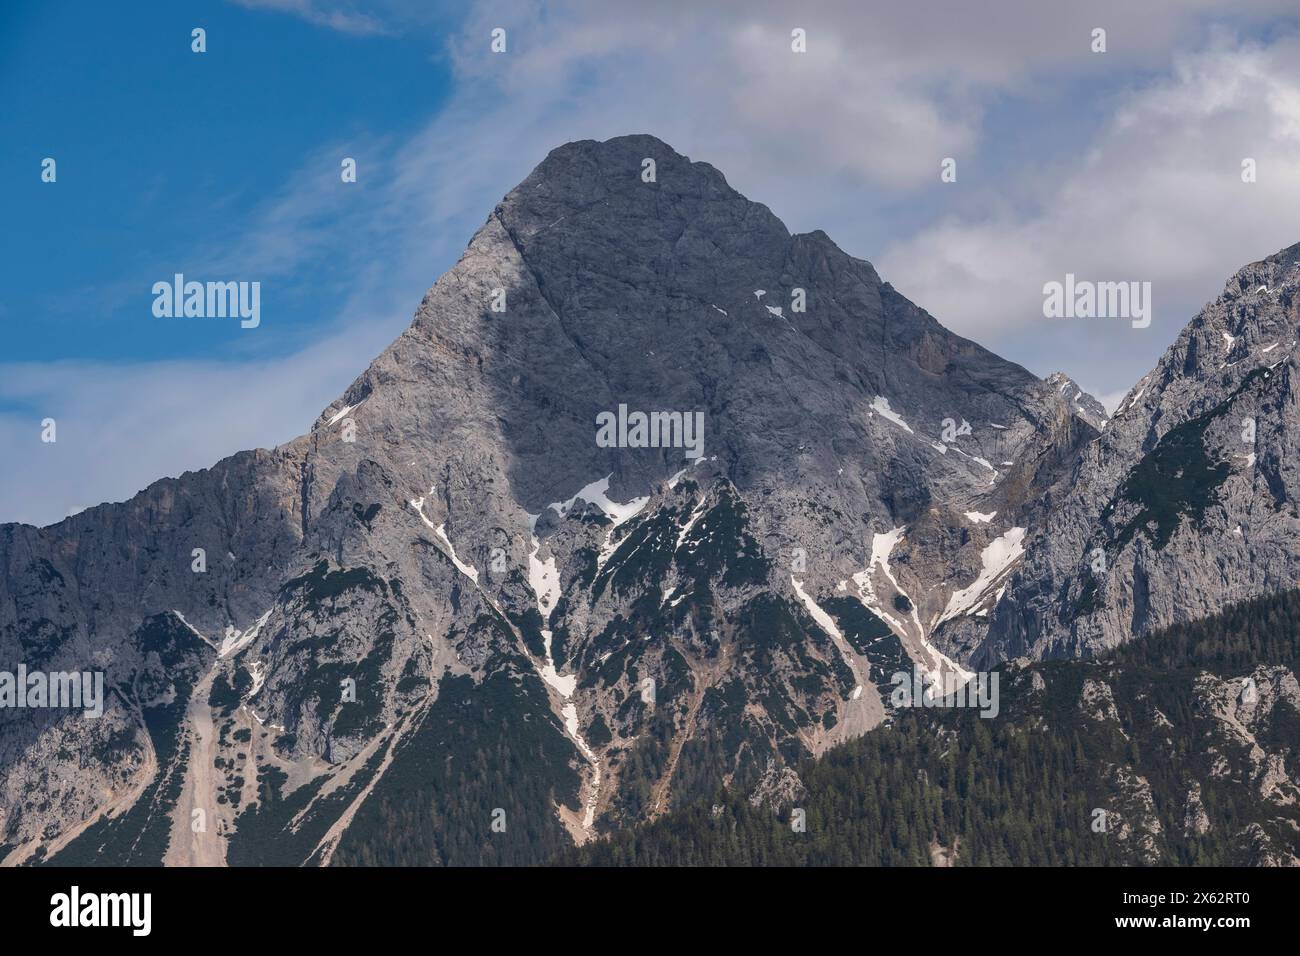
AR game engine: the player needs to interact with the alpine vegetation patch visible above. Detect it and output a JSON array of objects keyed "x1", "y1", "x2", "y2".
[
  {"x1": 890, "y1": 667, "x2": 999, "y2": 718},
  {"x1": 152, "y1": 273, "x2": 261, "y2": 328},
  {"x1": 1042, "y1": 273, "x2": 1151, "y2": 329},
  {"x1": 0, "y1": 665, "x2": 105, "y2": 718},
  {"x1": 50, "y1": 886, "x2": 151, "y2": 936},
  {"x1": 596, "y1": 404, "x2": 704, "y2": 459}
]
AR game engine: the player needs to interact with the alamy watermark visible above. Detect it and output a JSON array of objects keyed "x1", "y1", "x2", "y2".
[
  {"x1": 0, "y1": 665, "x2": 105, "y2": 718},
  {"x1": 50, "y1": 886, "x2": 150, "y2": 936},
  {"x1": 1043, "y1": 274, "x2": 1150, "y2": 329},
  {"x1": 890, "y1": 667, "x2": 999, "y2": 718},
  {"x1": 152, "y1": 273, "x2": 261, "y2": 328},
  {"x1": 595, "y1": 404, "x2": 704, "y2": 459}
]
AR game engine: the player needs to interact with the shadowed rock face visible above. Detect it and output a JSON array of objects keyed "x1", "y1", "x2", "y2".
[{"x1": 6, "y1": 133, "x2": 1288, "y2": 865}]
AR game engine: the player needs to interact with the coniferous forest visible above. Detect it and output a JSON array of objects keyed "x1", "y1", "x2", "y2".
[{"x1": 566, "y1": 589, "x2": 1300, "y2": 866}]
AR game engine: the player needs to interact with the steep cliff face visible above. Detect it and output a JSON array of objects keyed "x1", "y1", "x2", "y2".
[
  {"x1": 975, "y1": 242, "x2": 1300, "y2": 666},
  {"x1": 0, "y1": 135, "x2": 1199, "y2": 865}
]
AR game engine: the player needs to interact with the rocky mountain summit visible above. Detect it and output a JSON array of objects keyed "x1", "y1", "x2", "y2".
[{"x1": 0, "y1": 135, "x2": 1295, "y2": 865}]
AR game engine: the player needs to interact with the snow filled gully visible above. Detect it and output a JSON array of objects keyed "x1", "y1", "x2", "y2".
[
  {"x1": 842, "y1": 527, "x2": 974, "y2": 687},
  {"x1": 410, "y1": 491, "x2": 604, "y2": 837},
  {"x1": 528, "y1": 537, "x2": 602, "y2": 835}
]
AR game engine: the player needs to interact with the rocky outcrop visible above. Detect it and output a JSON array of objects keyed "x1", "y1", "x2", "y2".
[{"x1": 976, "y1": 242, "x2": 1300, "y2": 665}]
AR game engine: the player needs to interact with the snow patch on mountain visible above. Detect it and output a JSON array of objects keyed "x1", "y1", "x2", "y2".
[
  {"x1": 792, "y1": 576, "x2": 863, "y2": 702},
  {"x1": 219, "y1": 608, "x2": 273, "y2": 658},
  {"x1": 938, "y1": 527, "x2": 1026, "y2": 626},
  {"x1": 528, "y1": 540, "x2": 560, "y2": 620},
  {"x1": 410, "y1": 497, "x2": 480, "y2": 584},
  {"x1": 326, "y1": 400, "x2": 362, "y2": 426},
  {"x1": 171, "y1": 610, "x2": 216, "y2": 650},
  {"x1": 871, "y1": 396, "x2": 914, "y2": 434},
  {"x1": 549, "y1": 474, "x2": 649, "y2": 527}
]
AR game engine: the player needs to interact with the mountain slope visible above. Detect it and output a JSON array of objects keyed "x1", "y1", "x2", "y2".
[{"x1": 574, "y1": 588, "x2": 1300, "y2": 867}]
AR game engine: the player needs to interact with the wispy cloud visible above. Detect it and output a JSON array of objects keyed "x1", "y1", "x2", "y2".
[
  {"x1": 227, "y1": 0, "x2": 393, "y2": 36},
  {"x1": 0, "y1": 324, "x2": 402, "y2": 527}
]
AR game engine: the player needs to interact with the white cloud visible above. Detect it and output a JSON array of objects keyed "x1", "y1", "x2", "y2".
[{"x1": 878, "y1": 32, "x2": 1300, "y2": 345}]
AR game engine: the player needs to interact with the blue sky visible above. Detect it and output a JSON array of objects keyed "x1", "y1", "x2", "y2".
[
  {"x1": 1, "y1": 0, "x2": 457, "y2": 365},
  {"x1": 4, "y1": 0, "x2": 1300, "y2": 526}
]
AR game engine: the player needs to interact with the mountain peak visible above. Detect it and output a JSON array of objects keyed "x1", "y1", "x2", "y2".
[
  {"x1": 493, "y1": 133, "x2": 789, "y2": 263},
  {"x1": 499, "y1": 134, "x2": 743, "y2": 219},
  {"x1": 517, "y1": 133, "x2": 728, "y2": 193},
  {"x1": 0, "y1": 135, "x2": 1193, "y2": 863}
]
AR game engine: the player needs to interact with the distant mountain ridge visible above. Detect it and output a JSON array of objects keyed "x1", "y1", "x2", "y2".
[{"x1": 974, "y1": 240, "x2": 1300, "y2": 666}]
